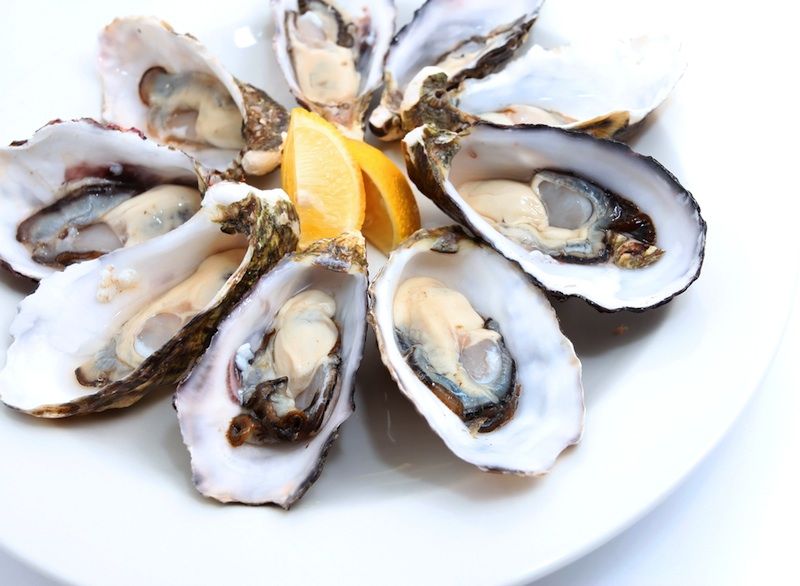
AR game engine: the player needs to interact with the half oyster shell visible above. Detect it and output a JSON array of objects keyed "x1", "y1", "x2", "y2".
[
  {"x1": 176, "y1": 232, "x2": 367, "y2": 507},
  {"x1": 403, "y1": 124, "x2": 706, "y2": 311},
  {"x1": 401, "y1": 36, "x2": 687, "y2": 140},
  {"x1": 369, "y1": 226, "x2": 584, "y2": 474},
  {"x1": 0, "y1": 182, "x2": 299, "y2": 417},
  {"x1": 272, "y1": 0, "x2": 395, "y2": 138},
  {"x1": 99, "y1": 16, "x2": 288, "y2": 177},
  {"x1": 368, "y1": 0, "x2": 544, "y2": 141},
  {"x1": 0, "y1": 119, "x2": 204, "y2": 281}
]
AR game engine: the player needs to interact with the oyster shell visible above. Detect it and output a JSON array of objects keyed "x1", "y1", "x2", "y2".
[
  {"x1": 368, "y1": 0, "x2": 544, "y2": 141},
  {"x1": 0, "y1": 182, "x2": 299, "y2": 417},
  {"x1": 0, "y1": 119, "x2": 204, "y2": 281},
  {"x1": 401, "y1": 36, "x2": 687, "y2": 139},
  {"x1": 176, "y1": 232, "x2": 367, "y2": 507},
  {"x1": 99, "y1": 16, "x2": 288, "y2": 177},
  {"x1": 369, "y1": 226, "x2": 583, "y2": 473},
  {"x1": 403, "y1": 124, "x2": 706, "y2": 311},
  {"x1": 272, "y1": 0, "x2": 395, "y2": 138}
]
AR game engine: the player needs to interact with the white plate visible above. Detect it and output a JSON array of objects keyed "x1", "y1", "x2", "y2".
[{"x1": 0, "y1": 1, "x2": 796, "y2": 585}]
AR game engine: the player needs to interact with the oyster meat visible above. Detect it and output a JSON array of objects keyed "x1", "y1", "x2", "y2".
[
  {"x1": 458, "y1": 172, "x2": 664, "y2": 268},
  {"x1": 99, "y1": 17, "x2": 288, "y2": 176},
  {"x1": 368, "y1": 0, "x2": 544, "y2": 141},
  {"x1": 176, "y1": 232, "x2": 367, "y2": 507},
  {"x1": 273, "y1": 0, "x2": 395, "y2": 137},
  {"x1": 394, "y1": 276, "x2": 519, "y2": 433},
  {"x1": 404, "y1": 123, "x2": 706, "y2": 311},
  {"x1": 369, "y1": 226, "x2": 584, "y2": 473},
  {"x1": 0, "y1": 182, "x2": 299, "y2": 417},
  {"x1": 0, "y1": 119, "x2": 204, "y2": 281}
]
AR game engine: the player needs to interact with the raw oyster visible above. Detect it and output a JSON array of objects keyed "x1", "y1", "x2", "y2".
[
  {"x1": 176, "y1": 232, "x2": 367, "y2": 507},
  {"x1": 0, "y1": 119, "x2": 204, "y2": 281},
  {"x1": 403, "y1": 124, "x2": 706, "y2": 311},
  {"x1": 0, "y1": 182, "x2": 299, "y2": 417},
  {"x1": 272, "y1": 0, "x2": 395, "y2": 138},
  {"x1": 394, "y1": 276, "x2": 519, "y2": 433},
  {"x1": 369, "y1": 226, "x2": 583, "y2": 473},
  {"x1": 99, "y1": 16, "x2": 288, "y2": 177},
  {"x1": 401, "y1": 36, "x2": 686, "y2": 139},
  {"x1": 368, "y1": 0, "x2": 544, "y2": 141}
]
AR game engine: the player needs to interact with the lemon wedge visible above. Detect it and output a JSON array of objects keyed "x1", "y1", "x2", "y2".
[
  {"x1": 345, "y1": 139, "x2": 420, "y2": 254},
  {"x1": 281, "y1": 108, "x2": 366, "y2": 247}
]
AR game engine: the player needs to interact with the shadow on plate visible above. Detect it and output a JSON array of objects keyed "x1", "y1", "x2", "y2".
[
  {"x1": 552, "y1": 296, "x2": 673, "y2": 358},
  {"x1": 552, "y1": 292, "x2": 676, "y2": 414}
]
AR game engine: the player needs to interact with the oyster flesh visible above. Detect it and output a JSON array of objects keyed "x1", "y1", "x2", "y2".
[
  {"x1": 369, "y1": 226, "x2": 583, "y2": 473},
  {"x1": 404, "y1": 124, "x2": 706, "y2": 311},
  {"x1": 99, "y1": 16, "x2": 288, "y2": 176},
  {"x1": 272, "y1": 0, "x2": 395, "y2": 138},
  {"x1": 368, "y1": 0, "x2": 544, "y2": 141},
  {"x1": 176, "y1": 232, "x2": 367, "y2": 507},
  {"x1": 0, "y1": 118, "x2": 204, "y2": 281},
  {"x1": 0, "y1": 182, "x2": 299, "y2": 417}
]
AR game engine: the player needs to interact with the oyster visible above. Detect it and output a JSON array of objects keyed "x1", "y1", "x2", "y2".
[
  {"x1": 99, "y1": 16, "x2": 288, "y2": 177},
  {"x1": 176, "y1": 232, "x2": 367, "y2": 507},
  {"x1": 0, "y1": 182, "x2": 299, "y2": 417},
  {"x1": 368, "y1": 0, "x2": 544, "y2": 141},
  {"x1": 0, "y1": 119, "x2": 204, "y2": 281},
  {"x1": 401, "y1": 36, "x2": 686, "y2": 139},
  {"x1": 369, "y1": 226, "x2": 583, "y2": 473},
  {"x1": 272, "y1": 0, "x2": 395, "y2": 138},
  {"x1": 403, "y1": 124, "x2": 706, "y2": 311}
]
